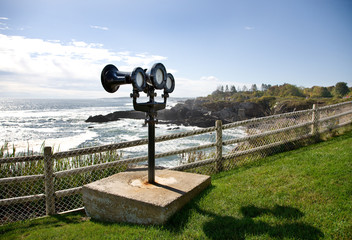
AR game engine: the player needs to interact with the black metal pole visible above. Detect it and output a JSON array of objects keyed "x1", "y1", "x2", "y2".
[
  {"x1": 101, "y1": 64, "x2": 172, "y2": 185},
  {"x1": 147, "y1": 113, "x2": 155, "y2": 183}
]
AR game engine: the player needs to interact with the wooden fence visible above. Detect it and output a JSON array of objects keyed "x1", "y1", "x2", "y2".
[{"x1": 1, "y1": 101, "x2": 351, "y2": 225}]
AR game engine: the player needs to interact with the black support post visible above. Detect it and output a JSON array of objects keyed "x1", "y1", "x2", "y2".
[
  {"x1": 147, "y1": 113, "x2": 156, "y2": 183},
  {"x1": 132, "y1": 87, "x2": 165, "y2": 184}
]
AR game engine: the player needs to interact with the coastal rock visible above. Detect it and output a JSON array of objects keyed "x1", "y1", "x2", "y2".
[
  {"x1": 272, "y1": 99, "x2": 317, "y2": 114},
  {"x1": 86, "y1": 115, "x2": 111, "y2": 123},
  {"x1": 85, "y1": 99, "x2": 269, "y2": 127},
  {"x1": 86, "y1": 111, "x2": 145, "y2": 123}
]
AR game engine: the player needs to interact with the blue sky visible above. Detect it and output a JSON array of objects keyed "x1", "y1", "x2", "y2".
[{"x1": 0, "y1": 0, "x2": 351, "y2": 98}]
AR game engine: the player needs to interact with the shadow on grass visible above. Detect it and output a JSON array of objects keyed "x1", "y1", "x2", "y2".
[
  {"x1": 240, "y1": 204, "x2": 304, "y2": 219},
  {"x1": 164, "y1": 184, "x2": 215, "y2": 233},
  {"x1": 200, "y1": 205, "x2": 323, "y2": 240},
  {"x1": 0, "y1": 210, "x2": 86, "y2": 236},
  {"x1": 58, "y1": 186, "x2": 323, "y2": 240},
  {"x1": 89, "y1": 186, "x2": 322, "y2": 240}
]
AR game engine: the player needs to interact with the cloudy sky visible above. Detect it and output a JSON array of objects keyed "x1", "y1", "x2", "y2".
[{"x1": 0, "y1": 0, "x2": 351, "y2": 98}]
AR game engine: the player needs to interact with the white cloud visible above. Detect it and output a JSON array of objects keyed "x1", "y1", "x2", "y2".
[
  {"x1": 172, "y1": 76, "x2": 241, "y2": 98},
  {"x1": 0, "y1": 24, "x2": 9, "y2": 30},
  {"x1": 172, "y1": 77, "x2": 214, "y2": 98},
  {"x1": 0, "y1": 34, "x2": 169, "y2": 98},
  {"x1": 0, "y1": 34, "x2": 243, "y2": 99},
  {"x1": 90, "y1": 25, "x2": 109, "y2": 31},
  {"x1": 166, "y1": 68, "x2": 178, "y2": 74},
  {"x1": 176, "y1": 76, "x2": 253, "y2": 98},
  {"x1": 244, "y1": 26, "x2": 254, "y2": 30},
  {"x1": 0, "y1": 17, "x2": 9, "y2": 30}
]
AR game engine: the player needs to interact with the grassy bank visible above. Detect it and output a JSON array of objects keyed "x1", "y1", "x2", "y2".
[{"x1": 1, "y1": 131, "x2": 351, "y2": 239}]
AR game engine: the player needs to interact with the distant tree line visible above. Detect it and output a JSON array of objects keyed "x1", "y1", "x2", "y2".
[
  {"x1": 211, "y1": 82, "x2": 350, "y2": 100},
  {"x1": 215, "y1": 83, "x2": 272, "y2": 93}
]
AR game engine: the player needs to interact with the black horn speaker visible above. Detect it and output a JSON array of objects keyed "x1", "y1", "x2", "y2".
[{"x1": 101, "y1": 64, "x2": 147, "y2": 93}]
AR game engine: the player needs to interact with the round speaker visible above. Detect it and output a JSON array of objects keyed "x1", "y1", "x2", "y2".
[
  {"x1": 101, "y1": 64, "x2": 121, "y2": 93},
  {"x1": 164, "y1": 73, "x2": 175, "y2": 93},
  {"x1": 148, "y1": 63, "x2": 166, "y2": 89}
]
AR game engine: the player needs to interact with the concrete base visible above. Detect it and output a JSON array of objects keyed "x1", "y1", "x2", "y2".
[{"x1": 82, "y1": 169, "x2": 211, "y2": 225}]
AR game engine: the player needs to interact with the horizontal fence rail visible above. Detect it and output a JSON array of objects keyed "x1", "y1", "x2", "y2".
[{"x1": 1, "y1": 101, "x2": 351, "y2": 225}]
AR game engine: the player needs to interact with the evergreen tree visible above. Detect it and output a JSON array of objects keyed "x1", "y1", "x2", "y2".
[
  {"x1": 261, "y1": 83, "x2": 271, "y2": 91},
  {"x1": 261, "y1": 83, "x2": 266, "y2": 91},
  {"x1": 230, "y1": 85, "x2": 237, "y2": 93},
  {"x1": 251, "y1": 84, "x2": 258, "y2": 92}
]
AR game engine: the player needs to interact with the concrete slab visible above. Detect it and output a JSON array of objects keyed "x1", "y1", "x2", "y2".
[{"x1": 82, "y1": 169, "x2": 211, "y2": 225}]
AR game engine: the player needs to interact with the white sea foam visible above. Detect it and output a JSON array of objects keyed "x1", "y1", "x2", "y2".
[
  {"x1": 3, "y1": 130, "x2": 98, "y2": 154},
  {"x1": 44, "y1": 130, "x2": 98, "y2": 152},
  {"x1": 0, "y1": 98, "x2": 245, "y2": 167}
]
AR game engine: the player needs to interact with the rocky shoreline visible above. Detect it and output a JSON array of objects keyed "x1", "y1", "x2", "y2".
[
  {"x1": 86, "y1": 99, "x2": 269, "y2": 128},
  {"x1": 85, "y1": 97, "x2": 322, "y2": 128}
]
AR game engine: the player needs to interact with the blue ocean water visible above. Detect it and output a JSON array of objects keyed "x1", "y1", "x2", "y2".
[
  {"x1": 0, "y1": 98, "x2": 245, "y2": 167},
  {"x1": 0, "y1": 98, "x2": 183, "y2": 150}
]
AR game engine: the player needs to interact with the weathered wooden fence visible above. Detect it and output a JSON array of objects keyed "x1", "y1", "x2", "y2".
[{"x1": 1, "y1": 101, "x2": 351, "y2": 225}]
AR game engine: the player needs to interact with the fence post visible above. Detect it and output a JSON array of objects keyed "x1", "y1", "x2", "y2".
[
  {"x1": 215, "y1": 120, "x2": 223, "y2": 172},
  {"x1": 311, "y1": 104, "x2": 320, "y2": 141},
  {"x1": 44, "y1": 146, "x2": 55, "y2": 215}
]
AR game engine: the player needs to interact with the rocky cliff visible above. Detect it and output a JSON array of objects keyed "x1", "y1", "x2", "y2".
[
  {"x1": 86, "y1": 97, "x2": 323, "y2": 127},
  {"x1": 86, "y1": 98, "x2": 269, "y2": 128}
]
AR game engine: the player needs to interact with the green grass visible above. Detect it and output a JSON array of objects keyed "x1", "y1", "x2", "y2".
[{"x1": 1, "y1": 131, "x2": 352, "y2": 240}]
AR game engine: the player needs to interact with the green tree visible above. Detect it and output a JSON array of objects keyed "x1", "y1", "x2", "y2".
[
  {"x1": 265, "y1": 85, "x2": 280, "y2": 96},
  {"x1": 334, "y1": 82, "x2": 349, "y2": 97},
  {"x1": 265, "y1": 84, "x2": 304, "y2": 97},
  {"x1": 281, "y1": 84, "x2": 304, "y2": 97},
  {"x1": 311, "y1": 86, "x2": 332, "y2": 98}
]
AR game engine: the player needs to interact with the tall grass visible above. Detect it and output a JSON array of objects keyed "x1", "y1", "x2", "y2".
[
  {"x1": 0, "y1": 142, "x2": 123, "y2": 178},
  {"x1": 0, "y1": 142, "x2": 125, "y2": 222}
]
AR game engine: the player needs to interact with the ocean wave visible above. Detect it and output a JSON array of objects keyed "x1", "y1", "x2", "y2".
[{"x1": 0, "y1": 98, "x2": 244, "y2": 167}]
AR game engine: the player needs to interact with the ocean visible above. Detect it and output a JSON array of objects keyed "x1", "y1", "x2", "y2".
[{"x1": 0, "y1": 98, "x2": 245, "y2": 167}]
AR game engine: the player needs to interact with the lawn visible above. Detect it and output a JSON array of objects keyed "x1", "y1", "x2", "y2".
[{"x1": 1, "y1": 131, "x2": 351, "y2": 239}]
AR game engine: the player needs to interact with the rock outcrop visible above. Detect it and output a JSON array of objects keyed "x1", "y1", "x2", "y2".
[
  {"x1": 86, "y1": 98, "x2": 268, "y2": 128},
  {"x1": 86, "y1": 97, "x2": 320, "y2": 127},
  {"x1": 86, "y1": 111, "x2": 145, "y2": 123},
  {"x1": 272, "y1": 99, "x2": 317, "y2": 114}
]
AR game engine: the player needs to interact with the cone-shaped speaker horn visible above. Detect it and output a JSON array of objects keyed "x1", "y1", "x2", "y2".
[
  {"x1": 101, "y1": 64, "x2": 126, "y2": 93},
  {"x1": 101, "y1": 64, "x2": 147, "y2": 93}
]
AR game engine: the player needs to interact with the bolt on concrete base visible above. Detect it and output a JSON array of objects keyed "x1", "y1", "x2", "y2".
[{"x1": 82, "y1": 169, "x2": 211, "y2": 225}]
